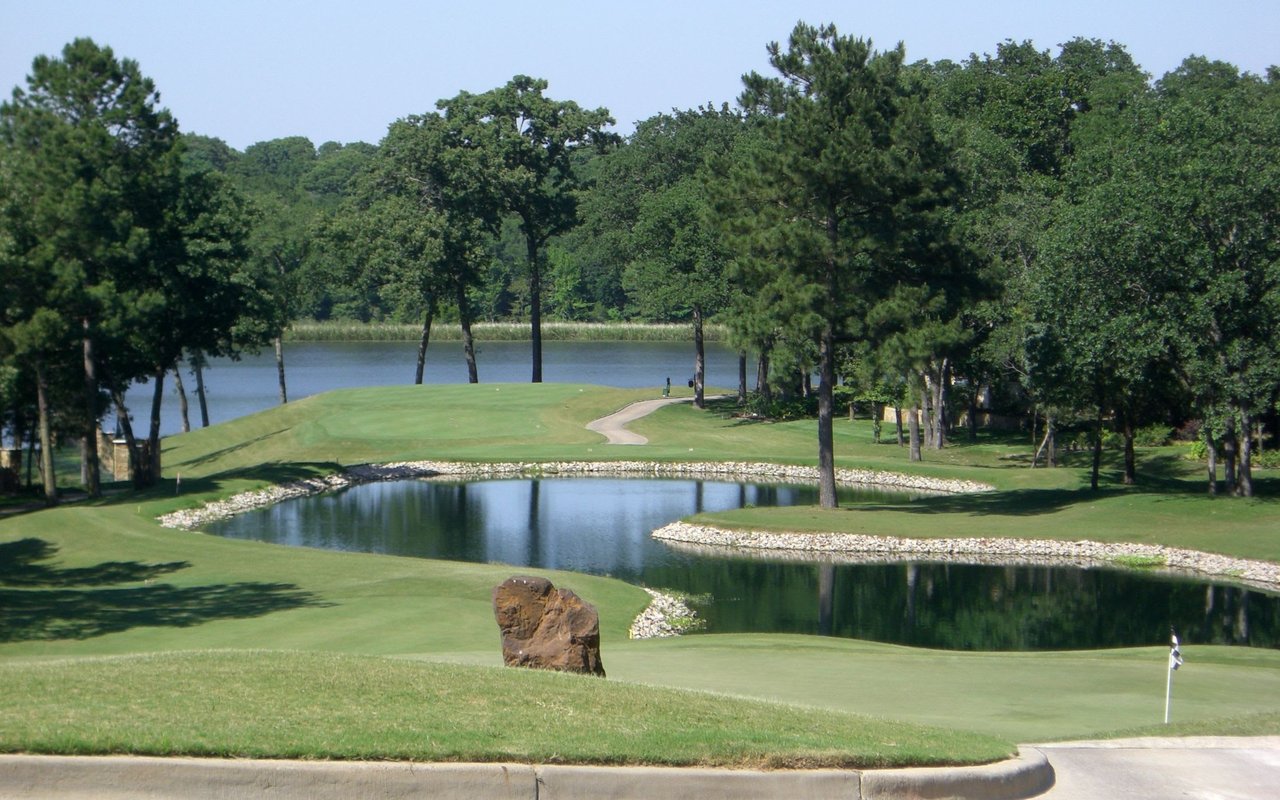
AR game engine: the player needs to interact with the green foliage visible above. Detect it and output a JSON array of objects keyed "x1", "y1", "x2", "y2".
[{"x1": 1133, "y1": 424, "x2": 1173, "y2": 447}]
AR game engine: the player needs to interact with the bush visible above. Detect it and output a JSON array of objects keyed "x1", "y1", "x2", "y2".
[
  {"x1": 745, "y1": 393, "x2": 818, "y2": 421},
  {"x1": 1133, "y1": 425, "x2": 1173, "y2": 447},
  {"x1": 1186, "y1": 440, "x2": 1208, "y2": 461}
]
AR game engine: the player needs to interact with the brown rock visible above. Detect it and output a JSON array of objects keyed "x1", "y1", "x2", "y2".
[{"x1": 492, "y1": 576, "x2": 605, "y2": 677}]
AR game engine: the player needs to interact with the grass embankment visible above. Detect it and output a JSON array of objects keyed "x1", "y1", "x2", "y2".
[
  {"x1": 286, "y1": 320, "x2": 728, "y2": 342},
  {"x1": 3, "y1": 383, "x2": 1280, "y2": 765},
  {"x1": 0, "y1": 651, "x2": 1006, "y2": 767}
]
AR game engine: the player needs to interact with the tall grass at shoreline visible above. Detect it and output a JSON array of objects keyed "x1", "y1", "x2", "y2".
[{"x1": 286, "y1": 320, "x2": 727, "y2": 342}]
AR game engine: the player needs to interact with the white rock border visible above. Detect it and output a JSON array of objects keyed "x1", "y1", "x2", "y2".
[
  {"x1": 156, "y1": 459, "x2": 986, "y2": 530},
  {"x1": 652, "y1": 522, "x2": 1280, "y2": 592},
  {"x1": 156, "y1": 460, "x2": 1280, "y2": 629}
]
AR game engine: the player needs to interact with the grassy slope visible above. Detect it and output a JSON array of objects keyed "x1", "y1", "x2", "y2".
[{"x1": 3, "y1": 383, "x2": 1279, "y2": 763}]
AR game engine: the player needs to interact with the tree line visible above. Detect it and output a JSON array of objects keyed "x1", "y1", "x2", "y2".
[{"x1": 2, "y1": 24, "x2": 1277, "y2": 504}]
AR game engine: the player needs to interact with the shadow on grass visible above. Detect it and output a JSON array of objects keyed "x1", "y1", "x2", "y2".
[
  {"x1": 107, "y1": 461, "x2": 345, "y2": 508},
  {"x1": 163, "y1": 426, "x2": 292, "y2": 472},
  {"x1": 0, "y1": 538, "x2": 331, "y2": 643},
  {"x1": 871, "y1": 486, "x2": 1126, "y2": 517}
]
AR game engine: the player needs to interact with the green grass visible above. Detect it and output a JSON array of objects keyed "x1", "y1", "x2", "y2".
[
  {"x1": 3, "y1": 383, "x2": 1280, "y2": 766},
  {"x1": 0, "y1": 650, "x2": 1010, "y2": 768},
  {"x1": 286, "y1": 320, "x2": 728, "y2": 342}
]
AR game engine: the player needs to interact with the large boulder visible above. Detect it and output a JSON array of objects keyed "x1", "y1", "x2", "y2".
[{"x1": 492, "y1": 576, "x2": 605, "y2": 677}]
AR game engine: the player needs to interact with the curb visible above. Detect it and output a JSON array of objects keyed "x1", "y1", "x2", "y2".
[{"x1": 0, "y1": 749, "x2": 1053, "y2": 799}]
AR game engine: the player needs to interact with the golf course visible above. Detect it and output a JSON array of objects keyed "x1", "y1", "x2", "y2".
[{"x1": 2, "y1": 383, "x2": 1279, "y2": 768}]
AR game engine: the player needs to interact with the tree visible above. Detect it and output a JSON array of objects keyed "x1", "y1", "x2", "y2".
[
  {"x1": 0, "y1": 38, "x2": 182, "y2": 497},
  {"x1": 1152, "y1": 60, "x2": 1280, "y2": 496},
  {"x1": 714, "y1": 23, "x2": 961, "y2": 507},
  {"x1": 439, "y1": 77, "x2": 615, "y2": 382},
  {"x1": 611, "y1": 107, "x2": 745, "y2": 408},
  {"x1": 371, "y1": 111, "x2": 505, "y2": 383}
]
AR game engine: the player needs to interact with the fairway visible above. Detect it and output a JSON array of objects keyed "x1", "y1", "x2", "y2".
[{"x1": 2, "y1": 384, "x2": 1279, "y2": 766}]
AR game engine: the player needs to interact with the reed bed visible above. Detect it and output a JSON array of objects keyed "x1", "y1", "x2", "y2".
[{"x1": 286, "y1": 320, "x2": 726, "y2": 342}]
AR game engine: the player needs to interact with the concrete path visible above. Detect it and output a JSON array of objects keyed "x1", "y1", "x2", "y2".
[
  {"x1": 584, "y1": 396, "x2": 698, "y2": 445},
  {"x1": 1030, "y1": 736, "x2": 1280, "y2": 799}
]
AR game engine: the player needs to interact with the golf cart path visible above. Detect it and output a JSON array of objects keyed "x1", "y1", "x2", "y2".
[{"x1": 586, "y1": 396, "x2": 723, "y2": 445}]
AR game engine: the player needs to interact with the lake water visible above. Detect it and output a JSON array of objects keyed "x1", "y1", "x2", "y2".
[
  {"x1": 207, "y1": 477, "x2": 1280, "y2": 651},
  {"x1": 122, "y1": 340, "x2": 741, "y2": 436}
]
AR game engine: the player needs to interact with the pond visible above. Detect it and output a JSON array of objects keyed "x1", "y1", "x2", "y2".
[{"x1": 206, "y1": 477, "x2": 1280, "y2": 651}]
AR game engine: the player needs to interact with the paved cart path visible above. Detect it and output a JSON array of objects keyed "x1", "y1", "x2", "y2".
[{"x1": 586, "y1": 396, "x2": 724, "y2": 445}]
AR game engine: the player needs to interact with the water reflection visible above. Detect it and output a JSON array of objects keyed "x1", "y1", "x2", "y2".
[{"x1": 207, "y1": 477, "x2": 1280, "y2": 651}]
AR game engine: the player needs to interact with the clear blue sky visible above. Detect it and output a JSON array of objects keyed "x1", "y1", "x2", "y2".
[{"x1": 3, "y1": 1, "x2": 1276, "y2": 151}]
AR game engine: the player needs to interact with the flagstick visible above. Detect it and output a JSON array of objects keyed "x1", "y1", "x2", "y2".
[{"x1": 1165, "y1": 631, "x2": 1182, "y2": 724}]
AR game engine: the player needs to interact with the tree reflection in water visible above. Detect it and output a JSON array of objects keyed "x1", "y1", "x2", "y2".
[{"x1": 207, "y1": 477, "x2": 1280, "y2": 651}]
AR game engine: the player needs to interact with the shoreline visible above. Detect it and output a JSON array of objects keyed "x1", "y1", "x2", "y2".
[
  {"x1": 156, "y1": 459, "x2": 993, "y2": 531},
  {"x1": 156, "y1": 459, "x2": 1280, "y2": 637}
]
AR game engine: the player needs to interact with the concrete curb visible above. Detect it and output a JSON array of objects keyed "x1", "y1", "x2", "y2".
[
  {"x1": 861, "y1": 747, "x2": 1054, "y2": 800},
  {"x1": 0, "y1": 750, "x2": 1054, "y2": 799}
]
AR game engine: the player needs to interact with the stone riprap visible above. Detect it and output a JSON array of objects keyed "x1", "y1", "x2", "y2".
[
  {"x1": 629, "y1": 589, "x2": 701, "y2": 640},
  {"x1": 652, "y1": 522, "x2": 1280, "y2": 592},
  {"x1": 156, "y1": 459, "x2": 988, "y2": 530}
]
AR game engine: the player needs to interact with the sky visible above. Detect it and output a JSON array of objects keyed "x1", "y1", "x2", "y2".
[{"x1": 3, "y1": 1, "x2": 1276, "y2": 151}]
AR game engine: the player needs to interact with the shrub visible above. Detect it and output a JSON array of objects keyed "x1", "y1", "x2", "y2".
[{"x1": 1133, "y1": 425, "x2": 1173, "y2": 447}]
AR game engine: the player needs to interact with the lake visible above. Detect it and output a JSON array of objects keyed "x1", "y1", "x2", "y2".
[
  {"x1": 207, "y1": 476, "x2": 1280, "y2": 651},
  {"x1": 122, "y1": 339, "x2": 742, "y2": 436}
]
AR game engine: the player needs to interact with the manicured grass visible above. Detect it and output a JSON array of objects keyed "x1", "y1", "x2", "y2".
[
  {"x1": 3, "y1": 383, "x2": 1279, "y2": 765},
  {"x1": 607, "y1": 635, "x2": 1280, "y2": 743},
  {"x1": 0, "y1": 650, "x2": 1011, "y2": 768}
]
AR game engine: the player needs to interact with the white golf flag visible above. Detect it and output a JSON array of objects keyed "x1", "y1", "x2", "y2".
[{"x1": 1169, "y1": 633, "x2": 1183, "y2": 671}]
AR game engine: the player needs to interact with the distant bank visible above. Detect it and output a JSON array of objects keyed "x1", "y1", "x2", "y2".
[{"x1": 286, "y1": 320, "x2": 729, "y2": 343}]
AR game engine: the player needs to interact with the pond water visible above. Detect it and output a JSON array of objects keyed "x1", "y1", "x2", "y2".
[
  {"x1": 123, "y1": 340, "x2": 742, "y2": 436},
  {"x1": 206, "y1": 477, "x2": 1280, "y2": 651}
]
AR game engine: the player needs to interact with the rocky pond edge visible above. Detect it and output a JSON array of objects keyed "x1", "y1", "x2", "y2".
[{"x1": 155, "y1": 459, "x2": 1280, "y2": 636}]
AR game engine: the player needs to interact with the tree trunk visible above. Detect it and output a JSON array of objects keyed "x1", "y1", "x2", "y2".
[
  {"x1": 81, "y1": 318, "x2": 100, "y2": 498},
  {"x1": 966, "y1": 388, "x2": 978, "y2": 442},
  {"x1": 1122, "y1": 413, "x2": 1137, "y2": 485},
  {"x1": 274, "y1": 335, "x2": 288, "y2": 404},
  {"x1": 692, "y1": 304, "x2": 705, "y2": 409},
  {"x1": 816, "y1": 322, "x2": 838, "y2": 508},
  {"x1": 191, "y1": 351, "x2": 210, "y2": 428},
  {"x1": 756, "y1": 352, "x2": 771, "y2": 402},
  {"x1": 111, "y1": 388, "x2": 141, "y2": 487},
  {"x1": 414, "y1": 301, "x2": 436, "y2": 385},
  {"x1": 737, "y1": 352, "x2": 747, "y2": 405},
  {"x1": 527, "y1": 237, "x2": 543, "y2": 383},
  {"x1": 924, "y1": 360, "x2": 949, "y2": 450},
  {"x1": 1237, "y1": 406, "x2": 1254, "y2": 498},
  {"x1": 173, "y1": 366, "x2": 191, "y2": 434},
  {"x1": 26, "y1": 431, "x2": 37, "y2": 490},
  {"x1": 1045, "y1": 412, "x2": 1056, "y2": 468},
  {"x1": 908, "y1": 405, "x2": 922, "y2": 462},
  {"x1": 1090, "y1": 411, "x2": 1104, "y2": 491},
  {"x1": 1223, "y1": 415, "x2": 1238, "y2": 493},
  {"x1": 1032, "y1": 412, "x2": 1056, "y2": 468},
  {"x1": 145, "y1": 367, "x2": 165, "y2": 487},
  {"x1": 872, "y1": 401, "x2": 882, "y2": 444},
  {"x1": 457, "y1": 283, "x2": 478, "y2": 384},
  {"x1": 1205, "y1": 425, "x2": 1218, "y2": 497},
  {"x1": 34, "y1": 360, "x2": 58, "y2": 506},
  {"x1": 895, "y1": 405, "x2": 904, "y2": 446}
]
